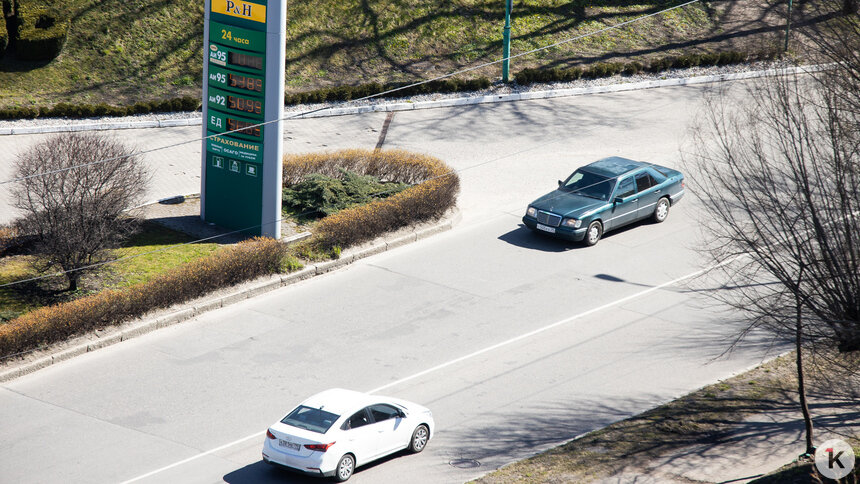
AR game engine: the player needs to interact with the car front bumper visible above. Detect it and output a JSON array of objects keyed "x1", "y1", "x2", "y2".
[{"x1": 522, "y1": 216, "x2": 587, "y2": 241}]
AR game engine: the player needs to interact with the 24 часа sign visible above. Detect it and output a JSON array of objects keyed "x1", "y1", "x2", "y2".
[{"x1": 201, "y1": 0, "x2": 286, "y2": 238}]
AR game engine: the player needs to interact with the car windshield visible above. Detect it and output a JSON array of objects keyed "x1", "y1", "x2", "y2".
[
  {"x1": 281, "y1": 405, "x2": 340, "y2": 434},
  {"x1": 561, "y1": 169, "x2": 616, "y2": 200}
]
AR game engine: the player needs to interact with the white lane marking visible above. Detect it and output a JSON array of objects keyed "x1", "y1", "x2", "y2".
[
  {"x1": 117, "y1": 433, "x2": 263, "y2": 484},
  {"x1": 119, "y1": 256, "x2": 738, "y2": 483}
]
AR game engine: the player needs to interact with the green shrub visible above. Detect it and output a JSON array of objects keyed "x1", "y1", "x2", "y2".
[
  {"x1": 0, "y1": 105, "x2": 38, "y2": 119},
  {"x1": 0, "y1": 12, "x2": 7, "y2": 58},
  {"x1": 283, "y1": 169, "x2": 411, "y2": 219},
  {"x1": 623, "y1": 61, "x2": 645, "y2": 76},
  {"x1": 284, "y1": 149, "x2": 460, "y2": 250},
  {"x1": 14, "y1": 3, "x2": 68, "y2": 61},
  {"x1": 0, "y1": 237, "x2": 288, "y2": 357},
  {"x1": 284, "y1": 77, "x2": 492, "y2": 106}
]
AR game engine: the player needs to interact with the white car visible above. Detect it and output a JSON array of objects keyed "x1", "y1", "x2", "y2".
[{"x1": 262, "y1": 388, "x2": 435, "y2": 481}]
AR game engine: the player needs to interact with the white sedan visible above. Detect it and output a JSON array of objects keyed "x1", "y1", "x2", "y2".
[{"x1": 262, "y1": 388, "x2": 435, "y2": 481}]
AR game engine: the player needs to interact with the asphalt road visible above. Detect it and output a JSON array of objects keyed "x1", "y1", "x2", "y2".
[{"x1": 0, "y1": 79, "x2": 787, "y2": 484}]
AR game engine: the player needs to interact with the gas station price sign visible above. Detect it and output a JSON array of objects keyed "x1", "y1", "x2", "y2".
[{"x1": 202, "y1": 0, "x2": 286, "y2": 238}]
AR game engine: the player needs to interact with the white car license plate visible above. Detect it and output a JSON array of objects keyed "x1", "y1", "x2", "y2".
[
  {"x1": 536, "y1": 223, "x2": 556, "y2": 233},
  {"x1": 279, "y1": 440, "x2": 301, "y2": 451}
]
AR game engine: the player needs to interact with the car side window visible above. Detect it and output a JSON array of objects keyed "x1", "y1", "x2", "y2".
[
  {"x1": 369, "y1": 404, "x2": 401, "y2": 423},
  {"x1": 344, "y1": 408, "x2": 371, "y2": 430},
  {"x1": 635, "y1": 172, "x2": 656, "y2": 192},
  {"x1": 616, "y1": 177, "x2": 635, "y2": 199},
  {"x1": 646, "y1": 167, "x2": 666, "y2": 184}
]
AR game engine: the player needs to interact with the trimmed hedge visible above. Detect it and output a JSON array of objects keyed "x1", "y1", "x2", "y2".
[
  {"x1": 515, "y1": 50, "x2": 768, "y2": 86},
  {"x1": 0, "y1": 49, "x2": 767, "y2": 120},
  {"x1": 0, "y1": 12, "x2": 7, "y2": 59},
  {"x1": 0, "y1": 96, "x2": 200, "y2": 120},
  {"x1": 14, "y1": 3, "x2": 68, "y2": 61},
  {"x1": 285, "y1": 77, "x2": 492, "y2": 105},
  {"x1": 284, "y1": 149, "x2": 460, "y2": 249},
  {"x1": 0, "y1": 237, "x2": 287, "y2": 357}
]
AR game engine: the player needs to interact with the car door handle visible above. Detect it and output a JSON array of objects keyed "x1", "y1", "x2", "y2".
[{"x1": 655, "y1": 189, "x2": 661, "y2": 193}]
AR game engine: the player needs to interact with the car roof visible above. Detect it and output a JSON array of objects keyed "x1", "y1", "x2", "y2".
[
  {"x1": 582, "y1": 156, "x2": 645, "y2": 177},
  {"x1": 299, "y1": 388, "x2": 383, "y2": 416}
]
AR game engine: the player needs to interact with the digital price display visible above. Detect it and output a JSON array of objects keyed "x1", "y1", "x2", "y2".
[
  {"x1": 229, "y1": 73, "x2": 262, "y2": 92},
  {"x1": 227, "y1": 94, "x2": 262, "y2": 116},
  {"x1": 227, "y1": 118, "x2": 261, "y2": 137},
  {"x1": 229, "y1": 51, "x2": 263, "y2": 70}
]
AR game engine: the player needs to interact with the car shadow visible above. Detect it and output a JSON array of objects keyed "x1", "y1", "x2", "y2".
[
  {"x1": 223, "y1": 451, "x2": 413, "y2": 484},
  {"x1": 497, "y1": 225, "x2": 582, "y2": 252},
  {"x1": 499, "y1": 221, "x2": 649, "y2": 251}
]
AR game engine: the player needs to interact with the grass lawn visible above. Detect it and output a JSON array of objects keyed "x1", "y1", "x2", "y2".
[
  {"x1": 0, "y1": 221, "x2": 223, "y2": 322},
  {"x1": 106, "y1": 222, "x2": 221, "y2": 288},
  {"x1": 0, "y1": 0, "x2": 732, "y2": 110}
]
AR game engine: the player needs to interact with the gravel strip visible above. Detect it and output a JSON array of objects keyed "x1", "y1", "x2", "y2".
[{"x1": 0, "y1": 60, "x2": 792, "y2": 131}]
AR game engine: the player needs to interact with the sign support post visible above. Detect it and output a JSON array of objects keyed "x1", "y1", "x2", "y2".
[{"x1": 201, "y1": 0, "x2": 286, "y2": 239}]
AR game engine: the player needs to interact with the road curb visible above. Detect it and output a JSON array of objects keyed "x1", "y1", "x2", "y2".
[
  {"x1": 0, "y1": 209, "x2": 460, "y2": 383},
  {"x1": 0, "y1": 65, "x2": 831, "y2": 136}
]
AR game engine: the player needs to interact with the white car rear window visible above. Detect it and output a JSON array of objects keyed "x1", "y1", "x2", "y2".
[{"x1": 281, "y1": 405, "x2": 340, "y2": 433}]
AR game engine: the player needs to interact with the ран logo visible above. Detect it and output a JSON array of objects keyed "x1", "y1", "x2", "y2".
[
  {"x1": 814, "y1": 439, "x2": 856, "y2": 480},
  {"x1": 225, "y1": 0, "x2": 253, "y2": 18}
]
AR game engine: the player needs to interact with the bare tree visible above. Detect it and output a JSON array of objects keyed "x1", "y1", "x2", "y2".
[
  {"x1": 11, "y1": 133, "x2": 150, "y2": 291},
  {"x1": 685, "y1": 68, "x2": 860, "y2": 456}
]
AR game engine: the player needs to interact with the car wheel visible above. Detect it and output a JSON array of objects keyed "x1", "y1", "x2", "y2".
[
  {"x1": 334, "y1": 454, "x2": 355, "y2": 482},
  {"x1": 584, "y1": 221, "x2": 603, "y2": 246},
  {"x1": 653, "y1": 197, "x2": 670, "y2": 223},
  {"x1": 408, "y1": 424, "x2": 430, "y2": 453}
]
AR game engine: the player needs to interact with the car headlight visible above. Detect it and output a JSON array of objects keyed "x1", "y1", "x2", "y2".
[
  {"x1": 563, "y1": 218, "x2": 582, "y2": 228},
  {"x1": 526, "y1": 207, "x2": 537, "y2": 218}
]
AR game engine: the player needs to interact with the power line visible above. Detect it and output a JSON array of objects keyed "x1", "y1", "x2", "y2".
[{"x1": 0, "y1": 0, "x2": 702, "y2": 186}]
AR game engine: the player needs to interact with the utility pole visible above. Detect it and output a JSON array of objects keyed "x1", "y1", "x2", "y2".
[{"x1": 502, "y1": 0, "x2": 512, "y2": 82}]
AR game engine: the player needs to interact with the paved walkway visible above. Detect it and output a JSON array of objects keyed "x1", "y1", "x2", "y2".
[
  {"x1": 595, "y1": 391, "x2": 860, "y2": 483},
  {"x1": 135, "y1": 195, "x2": 303, "y2": 243}
]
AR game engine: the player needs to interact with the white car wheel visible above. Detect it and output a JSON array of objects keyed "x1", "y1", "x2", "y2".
[
  {"x1": 653, "y1": 197, "x2": 670, "y2": 223},
  {"x1": 409, "y1": 425, "x2": 429, "y2": 453},
  {"x1": 335, "y1": 454, "x2": 355, "y2": 482},
  {"x1": 584, "y1": 221, "x2": 603, "y2": 246}
]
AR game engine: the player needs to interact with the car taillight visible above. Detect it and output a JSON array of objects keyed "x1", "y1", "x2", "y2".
[
  {"x1": 304, "y1": 442, "x2": 336, "y2": 452},
  {"x1": 266, "y1": 429, "x2": 276, "y2": 439}
]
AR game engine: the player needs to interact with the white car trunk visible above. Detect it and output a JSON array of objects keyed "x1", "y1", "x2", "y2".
[{"x1": 269, "y1": 422, "x2": 332, "y2": 459}]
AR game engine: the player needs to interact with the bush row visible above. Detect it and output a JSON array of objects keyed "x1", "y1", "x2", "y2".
[
  {"x1": 283, "y1": 149, "x2": 460, "y2": 249},
  {"x1": 0, "y1": 77, "x2": 489, "y2": 120},
  {"x1": 0, "y1": 9, "x2": 7, "y2": 59},
  {"x1": 515, "y1": 51, "x2": 764, "y2": 85},
  {"x1": 0, "y1": 237, "x2": 288, "y2": 357},
  {"x1": 0, "y1": 96, "x2": 200, "y2": 120},
  {"x1": 14, "y1": 3, "x2": 68, "y2": 61},
  {"x1": 285, "y1": 77, "x2": 492, "y2": 105},
  {"x1": 0, "y1": 49, "x2": 768, "y2": 120}
]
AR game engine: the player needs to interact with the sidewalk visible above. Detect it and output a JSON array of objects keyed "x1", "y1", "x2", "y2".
[{"x1": 596, "y1": 394, "x2": 859, "y2": 483}]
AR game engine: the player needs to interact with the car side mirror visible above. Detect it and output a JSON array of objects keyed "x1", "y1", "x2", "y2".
[
  {"x1": 558, "y1": 180, "x2": 563, "y2": 187},
  {"x1": 398, "y1": 410, "x2": 407, "y2": 418},
  {"x1": 614, "y1": 196, "x2": 625, "y2": 204}
]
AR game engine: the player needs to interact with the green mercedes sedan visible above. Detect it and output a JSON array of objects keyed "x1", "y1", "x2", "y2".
[{"x1": 522, "y1": 157, "x2": 685, "y2": 246}]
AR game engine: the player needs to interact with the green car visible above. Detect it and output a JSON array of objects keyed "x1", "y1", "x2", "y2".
[{"x1": 522, "y1": 156, "x2": 685, "y2": 246}]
